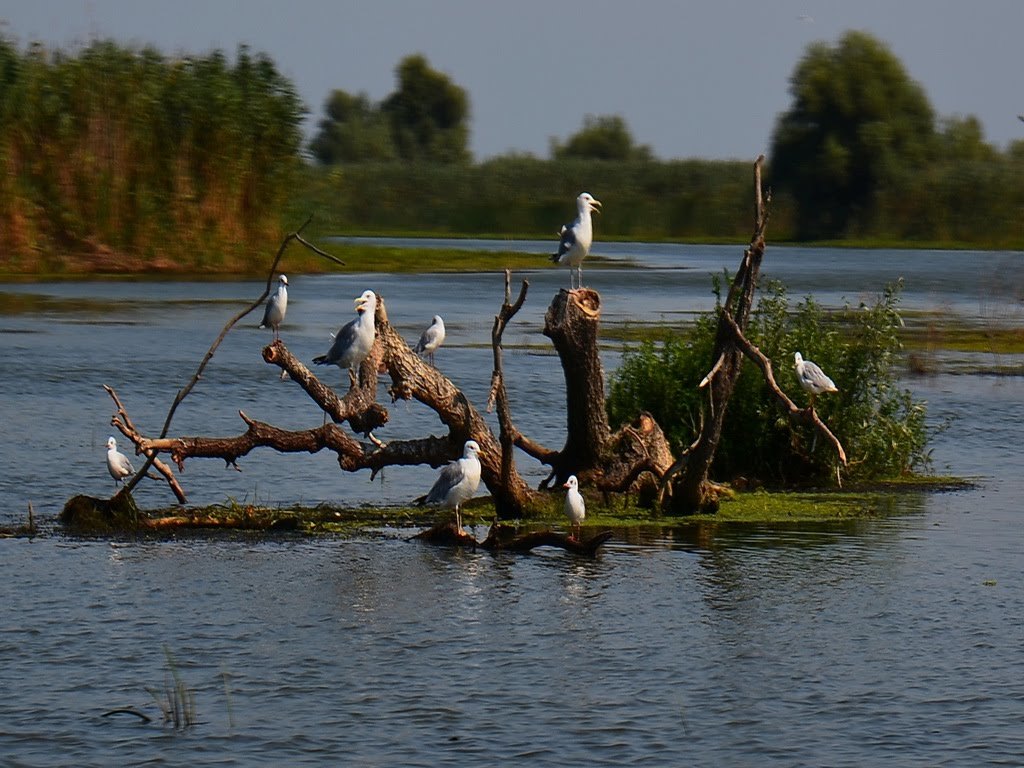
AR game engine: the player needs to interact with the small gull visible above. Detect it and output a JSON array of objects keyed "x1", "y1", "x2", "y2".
[
  {"x1": 423, "y1": 439, "x2": 482, "y2": 532},
  {"x1": 259, "y1": 274, "x2": 288, "y2": 340},
  {"x1": 563, "y1": 475, "x2": 585, "y2": 540},
  {"x1": 794, "y1": 352, "x2": 838, "y2": 408},
  {"x1": 413, "y1": 315, "x2": 446, "y2": 365},
  {"x1": 313, "y1": 290, "x2": 377, "y2": 380},
  {"x1": 550, "y1": 192, "x2": 601, "y2": 289},
  {"x1": 106, "y1": 436, "x2": 135, "y2": 487}
]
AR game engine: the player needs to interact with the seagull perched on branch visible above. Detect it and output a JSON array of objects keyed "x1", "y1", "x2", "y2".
[
  {"x1": 551, "y1": 192, "x2": 601, "y2": 289},
  {"x1": 422, "y1": 440, "x2": 482, "y2": 533},
  {"x1": 413, "y1": 315, "x2": 446, "y2": 365},
  {"x1": 563, "y1": 475, "x2": 586, "y2": 541},
  {"x1": 794, "y1": 352, "x2": 838, "y2": 408},
  {"x1": 106, "y1": 436, "x2": 134, "y2": 487},
  {"x1": 259, "y1": 274, "x2": 288, "y2": 340},
  {"x1": 313, "y1": 290, "x2": 377, "y2": 380}
]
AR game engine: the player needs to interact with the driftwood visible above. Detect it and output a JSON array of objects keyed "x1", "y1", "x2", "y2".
[
  {"x1": 414, "y1": 521, "x2": 613, "y2": 557},
  {"x1": 117, "y1": 291, "x2": 536, "y2": 517}
]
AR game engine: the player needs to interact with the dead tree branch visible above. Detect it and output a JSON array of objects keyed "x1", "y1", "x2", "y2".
[
  {"x1": 487, "y1": 270, "x2": 530, "y2": 499},
  {"x1": 139, "y1": 292, "x2": 535, "y2": 517},
  {"x1": 117, "y1": 216, "x2": 340, "y2": 498},
  {"x1": 720, "y1": 313, "x2": 847, "y2": 465},
  {"x1": 104, "y1": 385, "x2": 187, "y2": 503}
]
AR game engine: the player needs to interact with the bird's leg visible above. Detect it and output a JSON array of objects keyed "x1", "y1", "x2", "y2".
[
  {"x1": 454, "y1": 505, "x2": 462, "y2": 533},
  {"x1": 578, "y1": 265, "x2": 583, "y2": 289}
]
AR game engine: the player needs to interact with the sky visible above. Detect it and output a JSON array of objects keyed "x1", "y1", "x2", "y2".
[{"x1": 1, "y1": 0, "x2": 1022, "y2": 161}]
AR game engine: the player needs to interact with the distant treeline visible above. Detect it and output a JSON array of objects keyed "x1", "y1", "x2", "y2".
[
  {"x1": 286, "y1": 157, "x2": 757, "y2": 243},
  {"x1": 2, "y1": 37, "x2": 1023, "y2": 277},
  {"x1": 0, "y1": 39, "x2": 303, "y2": 273},
  {"x1": 288, "y1": 151, "x2": 1024, "y2": 248}
]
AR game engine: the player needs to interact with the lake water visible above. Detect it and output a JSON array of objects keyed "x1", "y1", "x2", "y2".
[{"x1": 2, "y1": 242, "x2": 1023, "y2": 765}]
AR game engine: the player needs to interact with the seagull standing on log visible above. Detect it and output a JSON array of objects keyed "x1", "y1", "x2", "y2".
[
  {"x1": 794, "y1": 352, "x2": 838, "y2": 408},
  {"x1": 551, "y1": 192, "x2": 601, "y2": 289},
  {"x1": 413, "y1": 315, "x2": 446, "y2": 365},
  {"x1": 563, "y1": 475, "x2": 586, "y2": 541},
  {"x1": 313, "y1": 290, "x2": 377, "y2": 381},
  {"x1": 106, "y1": 436, "x2": 134, "y2": 487},
  {"x1": 422, "y1": 439, "x2": 482, "y2": 533},
  {"x1": 259, "y1": 274, "x2": 288, "y2": 341}
]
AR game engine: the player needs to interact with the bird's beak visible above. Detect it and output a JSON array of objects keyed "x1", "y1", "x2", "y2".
[
  {"x1": 591, "y1": 199, "x2": 602, "y2": 214},
  {"x1": 562, "y1": 481, "x2": 571, "y2": 489},
  {"x1": 354, "y1": 297, "x2": 367, "y2": 313}
]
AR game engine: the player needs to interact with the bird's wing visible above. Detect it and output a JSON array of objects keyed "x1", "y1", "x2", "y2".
[
  {"x1": 425, "y1": 461, "x2": 463, "y2": 504},
  {"x1": 319, "y1": 317, "x2": 359, "y2": 364},
  {"x1": 552, "y1": 223, "x2": 578, "y2": 261},
  {"x1": 803, "y1": 360, "x2": 828, "y2": 381},
  {"x1": 259, "y1": 291, "x2": 280, "y2": 328},
  {"x1": 416, "y1": 324, "x2": 442, "y2": 353},
  {"x1": 414, "y1": 327, "x2": 431, "y2": 354},
  {"x1": 118, "y1": 452, "x2": 135, "y2": 475}
]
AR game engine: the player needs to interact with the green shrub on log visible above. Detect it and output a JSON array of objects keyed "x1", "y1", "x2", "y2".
[{"x1": 608, "y1": 279, "x2": 929, "y2": 486}]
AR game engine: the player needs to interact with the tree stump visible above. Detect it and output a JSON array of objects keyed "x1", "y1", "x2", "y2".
[{"x1": 543, "y1": 288, "x2": 612, "y2": 483}]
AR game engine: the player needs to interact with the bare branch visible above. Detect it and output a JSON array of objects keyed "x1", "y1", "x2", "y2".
[
  {"x1": 720, "y1": 312, "x2": 847, "y2": 466},
  {"x1": 118, "y1": 217, "x2": 338, "y2": 497},
  {"x1": 104, "y1": 385, "x2": 187, "y2": 503}
]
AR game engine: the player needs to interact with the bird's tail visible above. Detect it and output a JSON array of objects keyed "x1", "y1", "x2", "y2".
[
  {"x1": 550, "y1": 252, "x2": 560, "y2": 263},
  {"x1": 312, "y1": 355, "x2": 327, "y2": 365}
]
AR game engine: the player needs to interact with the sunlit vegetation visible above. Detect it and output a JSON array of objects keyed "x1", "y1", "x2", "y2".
[
  {"x1": 0, "y1": 38, "x2": 304, "y2": 273},
  {"x1": 2, "y1": 32, "x2": 1023, "y2": 277}
]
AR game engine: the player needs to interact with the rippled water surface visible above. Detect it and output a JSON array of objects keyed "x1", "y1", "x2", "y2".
[{"x1": 2, "y1": 244, "x2": 1024, "y2": 765}]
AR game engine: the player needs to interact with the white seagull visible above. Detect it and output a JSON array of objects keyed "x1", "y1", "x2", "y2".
[
  {"x1": 258, "y1": 274, "x2": 288, "y2": 340},
  {"x1": 106, "y1": 436, "x2": 135, "y2": 487},
  {"x1": 550, "y1": 192, "x2": 601, "y2": 289},
  {"x1": 563, "y1": 475, "x2": 586, "y2": 540},
  {"x1": 794, "y1": 352, "x2": 838, "y2": 408},
  {"x1": 423, "y1": 439, "x2": 482, "y2": 532},
  {"x1": 413, "y1": 315, "x2": 446, "y2": 365},
  {"x1": 313, "y1": 290, "x2": 377, "y2": 380}
]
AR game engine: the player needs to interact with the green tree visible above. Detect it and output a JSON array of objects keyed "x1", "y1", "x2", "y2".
[
  {"x1": 607, "y1": 279, "x2": 930, "y2": 486},
  {"x1": 309, "y1": 89, "x2": 395, "y2": 165},
  {"x1": 551, "y1": 114, "x2": 653, "y2": 161},
  {"x1": 769, "y1": 31, "x2": 937, "y2": 239},
  {"x1": 381, "y1": 54, "x2": 470, "y2": 163}
]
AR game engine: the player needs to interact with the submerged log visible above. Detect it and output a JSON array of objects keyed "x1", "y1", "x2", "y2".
[{"x1": 414, "y1": 521, "x2": 613, "y2": 557}]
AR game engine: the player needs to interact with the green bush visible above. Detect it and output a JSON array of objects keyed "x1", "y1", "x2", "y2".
[{"x1": 607, "y1": 278, "x2": 930, "y2": 486}]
